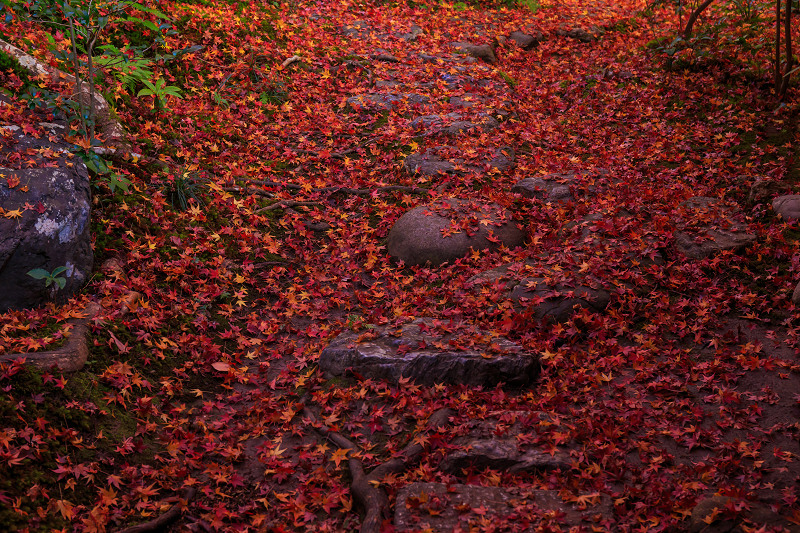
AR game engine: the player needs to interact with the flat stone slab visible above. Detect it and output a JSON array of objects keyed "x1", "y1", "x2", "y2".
[
  {"x1": 673, "y1": 197, "x2": 756, "y2": 259},
  {"x1": 387, "y1": 198, "x2": 525, "y2": 266},
  {"x1": 346, "y1": 92, "x2": 429, "y2": 112},
  {"x1": 512, "y1": 174, "x2": 576, "y2": 202},
  {"x1": 470, "y1": 263, "x2": 611, "y2": 323},
  {"x1": 439, "y1": 438, "x2": 570, "y2": 474},
  {"x1": 395, "y1": 483, "x2": 613, "y2": 532},
  {"x1": 318, "y1": 318, "x2": 539, "y2": 388},
  {"x1": 403, "y1": 147, "x2": 514, "y2": 177},
  {"x1": 408, "y1": 114, "x2": 499, "y2": 136},
  {"x1": 772, "y1": 194, "x2": 800, "y2": 221}
]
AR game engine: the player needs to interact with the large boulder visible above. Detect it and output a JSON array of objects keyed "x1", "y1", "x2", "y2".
[
  {"x1": 318, "y1": 318, "x2": 539, "y2": 388},
  {"x1": 387, "y1": 199, "x2": 525, "y2": 266},
  {"x1": 0, "y1": 117, "x2": 92, "y2": 312},
  {"x1": 772, "y1": 194, "x2": 800, "y2": 221}
]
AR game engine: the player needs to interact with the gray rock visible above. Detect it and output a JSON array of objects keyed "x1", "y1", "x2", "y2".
[
  {"x1": 400, "y1": 25, "x2": 423, "y2": 42},
  {"x1": 772, "y1": 194, "x2": 800, "y2": 221},
  {"x1": 747, "y1": 176, "x2": 784, "y2": 204},
  {"x1": 557, "y1": 26, "x2": 604, "y2": 43},
  {"x1": 673, "y1": 197, "x2": 756, "y2": 259},
  {"x1": 408, "y1": 113, "x2": 463, "y2": 134},
  {"x1": 451, "y1": 42, "x2": 497, "y2": 64},
  {"x1": 509, "y1": 30, "x2": 544, "y2": 50},
  {"x1": 0, "y1": 118, "x2": 92, "y2": 311},
  {"x1": 395, "y1": 483, "x2": 612, "y2": 532},
  {"x1": 407, "y1": 113, "x2": 500, "y2": 137},
  {"x1": 403, "y1": 152, "x2": 457, "y2": 176},
  {"x1": 511, "y1": 277, "x2": 611, "y2": 322},
  {"x1": 512, "y1": 175, "x2": 574, "y2": 202},
  {"x1": 439, "y1": 438, "x2": 570, "y2": 473},
  {"x1": 469, "y1": 264, "x2": 611, "y2": 323},
  {"x1": 446, "y1": 116, "x2": 499, "y2": 135},
  {"x1": 403, "y1": 147, "x2": 514, "y2": 177},
  {"x1": 688, "y1": 495, "x2": 800, "y2": 533},
  {"x1": 339, "y1": 21, "x2": 372, "y2": 39},
  {"x1": 318, "y1": 318, "x2": 539, "y2": 388},
  {"x1": 346, "y1": 92, "x2": 429, "y2": 112},
  {"x1": 387, "y1": 199, "x2": 525, "y2": 266}
]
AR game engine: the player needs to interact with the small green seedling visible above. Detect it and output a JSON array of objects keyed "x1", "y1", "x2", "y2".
[{"x1": 27, "y1": 266, "x2": 68, "y2": 289}]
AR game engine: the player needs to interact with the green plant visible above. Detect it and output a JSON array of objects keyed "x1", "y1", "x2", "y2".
[
  {"x1": 137, "y1": 77, "x2": 183, "y2": 109},
  {"x1": 27, "y1": 266, "x2": 68, "y2": 289},
  {"x1": 166, "y1": 169, "x2": 203, "y2": 211},
  {"x1": 14, "y1": 0, "x2": 172, "y2": 142},
  {"x1": 518, "y1": 0, "x2": 540, "y2": 12},
  {"x1": 77, "y1": 148, "x2": 131, "y2": 194}
]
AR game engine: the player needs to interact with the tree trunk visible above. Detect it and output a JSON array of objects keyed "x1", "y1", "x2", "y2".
[
  {"x1": 683, "y1": 0, "x2": 715, "y2": 38},
  {"x1": 775, "y1": 0, "x2": 782, "y2": 90},
  {"x1": 780, "y1": 0, "x2": 792, "y2": 98}
]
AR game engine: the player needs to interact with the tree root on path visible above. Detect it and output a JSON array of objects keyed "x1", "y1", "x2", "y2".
[
  {"x1": 247, "y1": 180, "x2": 431, "y2": 197},
  {"x1": 303, "y1": 406, "x2": 453, "y2": 533},
  {"x1": 117, "y1": 487, "x2": 197, "y2": 533}
]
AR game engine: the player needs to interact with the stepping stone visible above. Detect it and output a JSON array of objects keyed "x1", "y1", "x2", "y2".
[
  {"x1": 346, "y1": 92, "x2": 429, "y2": 112},
  {"x1": 469, "y1": 263, "x2": 611, "y2": 323},
  {"x1": 772, "y1": 194, "x2": 800, "y2": 221},
  {"x1": 318, "y1": 318, "x2": 539, "y2": 388},
  {"x1": 339, "y1": 21, "x2": 373, "y2": 39},
  {"x1": 387, "y1": 198, "x2": 525, "y2": 266},
  {"x1": 508, "y1": 30, "x2": 544, "y2": 50},
  {"x1": 556, "y1": 26, "x2": 604, "y2": 43},
  {"x1": 395, "y1": 483, "x2": 613, "y2": 532},
  {"x1": 399, "y1": 25, "x2": 423, "y2": 42},
  {"x1": 688, "y1": 495, "x2": 800, "y2": 533},
  {"x1": 403, "y1": 151, "x2": 457, "y2": 176},
  {"x1": 746, "y1": 176, "x2": 784, "y2": 204},
  {"x1": 450, "y1": 42, "x2": 497, "y2": 64},
  {"x1": 512, "y1": 174, "x2": 576, "y2": 202},
  {"x1": 673, "y1": 197, "x2": 756, "y2": 259},
  {"x1": 446, "y1": 116, "x2": 499, "y2": 135},
  {"x1": 403, "y1": 147, "x2": 514, "y2": 177},
  {"x1": 439, "y1": 438, "x2": 570, "y2": 474}
]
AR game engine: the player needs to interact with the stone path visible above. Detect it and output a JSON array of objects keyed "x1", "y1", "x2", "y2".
[{"x1": 308, "y1": 16, "x2": 783, "y2": 531}]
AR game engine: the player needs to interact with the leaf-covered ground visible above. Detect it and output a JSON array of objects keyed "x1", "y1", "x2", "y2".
[{"x1": 1, "y1": 0, "x2": 800, "y2": 531}]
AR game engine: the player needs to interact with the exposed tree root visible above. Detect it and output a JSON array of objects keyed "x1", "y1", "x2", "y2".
[
  {"x1": 303, "y1": 406, "x2": 453, "y2": 533},
  {"x1": 117, "y1": 487, "x2": 197, "y2": 533},
  {"x1": 256, "y1": 200, "x2": 321, "y2": 213},
  {"x1": 248, "y1": 180, "x2": 431, "y2": 197}
]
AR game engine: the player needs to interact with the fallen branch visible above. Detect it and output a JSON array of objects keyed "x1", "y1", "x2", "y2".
[
  {"x1": 117, "y1": 487, "x2": 197, "y2": 533},
  {"x1": 303, "y1": 406, "x2": 453, "y2": 533},
  {"x1": 256, "y1": 200, "x2": 320, "y2": 213}
]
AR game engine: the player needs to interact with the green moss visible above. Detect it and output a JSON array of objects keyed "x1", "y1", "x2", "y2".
[{"x1": 0, "y1": 49, "x2": 33, "y2": 92}]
